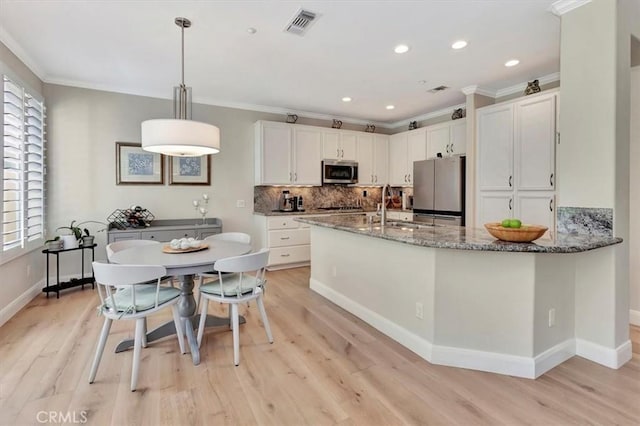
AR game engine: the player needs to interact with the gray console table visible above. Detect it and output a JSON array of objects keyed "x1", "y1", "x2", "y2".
[{"x1": 107, "y1": 218, "x2": 222, "y2": 243}]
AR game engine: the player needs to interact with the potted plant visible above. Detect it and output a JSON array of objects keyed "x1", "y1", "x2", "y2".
[
  {"x1": 44, "y1": 236, "x2": 63, "y2": 251},
  {"x1": 56, "y1": 220, "x2": 106, "y2": 249}
]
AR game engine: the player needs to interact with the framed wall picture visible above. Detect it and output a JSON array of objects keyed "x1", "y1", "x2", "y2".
[
  {"x1": 169, "y1": 155, "x2": 211, "y2": 185},
  {"x1": 116, "y1": 142, "x2": 164, "y2": 185}
]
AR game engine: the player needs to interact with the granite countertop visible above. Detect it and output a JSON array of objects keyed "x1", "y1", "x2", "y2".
[
  {"x1": 294, "y1": 214, "x2": 623, "y2": 253},
  {"x1": 253, "y1": 208, "x2": 412, "y2": 216}
]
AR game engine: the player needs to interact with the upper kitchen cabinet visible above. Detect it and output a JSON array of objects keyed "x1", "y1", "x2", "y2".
[
  {"x1": 426, "y1": 119, "x2": 467, "y2": 159},
  {"x1": 322, "y1": 130, "x2": 357, "y2": 161},
  {"x1": 255, "y1": 121, "x2": 322, "y2": 185},
  {"x1": 389, "y1": 129, "x2": 427, "y2": 186},
  {"x1": 476, "y1": 90, "x2": 559, "y2": 232},
  {"x1": 477, "y1": 104, "x2": 514, "y2": 191},
  {"x1": 515, "y1": 95, "x2": 556, "y2": 191},
  {"x1": 357, "y1": 134, "x2": 389, "y2": 185},
  {"x1": 477, "y1": 91, "x2": 557, "y2": 192}
]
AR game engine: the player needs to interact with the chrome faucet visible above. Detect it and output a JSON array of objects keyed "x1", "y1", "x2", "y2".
[{"x1": 380, "y1": 184, "x2": 391, "y2": 226}]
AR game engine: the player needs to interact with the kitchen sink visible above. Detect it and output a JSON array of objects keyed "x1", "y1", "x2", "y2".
[{"x1": 386, "y1": 221, "x2": 435, "y2": 230}]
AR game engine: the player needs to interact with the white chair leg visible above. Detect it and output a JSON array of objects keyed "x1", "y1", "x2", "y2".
[
  {"x1": 197, "y1": 298, "x2": 209, "y2": 348},
  {"x1": 89, "y1": 317, "x2": 112, "y2": 384},
  {"x1": 131, "y1": 318, "x2": 145, "y2": 392},
  {"x1": 231, "y1": 303, "x2": 240, "y2": 366},
  {"x1": 256, "y1": 294, "x2": 273, "y2": 343},
  {"x1": 142, "y1": 318, "x2": 148, "y2": 348},
  {"x1": 172, "y1": 305, "x2": 186, "y2": 354},
  {"x1": 228, "y1": 304, "x2": 233, "y2": 329}
]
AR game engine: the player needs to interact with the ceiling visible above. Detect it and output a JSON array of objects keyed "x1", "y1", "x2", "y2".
[{"x1": 0, "y1": 0, "x2": 561, "y2": 127}]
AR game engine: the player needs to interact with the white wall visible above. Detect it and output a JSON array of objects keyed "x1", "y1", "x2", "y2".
[
  {"x1": 630, "y1": 66, "x2": 640, "y2": 323},
  {"x1": 43, "y1": 84, "x2": 292, "y2": 276}
]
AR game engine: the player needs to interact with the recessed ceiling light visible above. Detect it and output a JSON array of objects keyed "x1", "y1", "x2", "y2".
[
  {"x1": 451, "y1": 40, "x2": 467, "y2": 50},
  {"x1": 342, "y1": 97, "x2": 352, "y2": 102},
  {"x1": 386, "y1": 105, "x2": 395, "y2": 110},
  {"x1": 505, "y1": 59, "x2": 520, "y2": 67},
  {"x1": 247, "y1": 27, "x2": 257, "y2": 34},
  {"x1": 394, "y1": 44, "x2": 410, "y2": 54}
]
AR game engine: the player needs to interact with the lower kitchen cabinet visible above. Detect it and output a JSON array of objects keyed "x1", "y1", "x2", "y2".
[
  {"x1": 386, "y1": 210, "x2": 413, "y2": 221},
  {"x1": 254, "y1": 215, "x2": 311, "y2": 270},
  {"x1": 477, "y1": 192, "x2": 555, "y2": 238},
  {"x1": 107, "y1": 219, "x2": 222, "y2": 243}
]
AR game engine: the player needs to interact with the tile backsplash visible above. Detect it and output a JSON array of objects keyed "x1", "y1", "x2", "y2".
[{"x1": 254, "y1": 186, "x2": 412, "y2": 213}]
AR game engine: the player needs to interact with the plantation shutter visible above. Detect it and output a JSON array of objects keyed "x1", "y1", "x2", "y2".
[{"x1": 2, "y1": 75, "x2": 45, "y2": 252}]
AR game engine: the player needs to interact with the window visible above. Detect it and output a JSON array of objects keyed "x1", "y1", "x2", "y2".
[{"x1": 2, "y1": 74, "x2": 45, "y2": 258}]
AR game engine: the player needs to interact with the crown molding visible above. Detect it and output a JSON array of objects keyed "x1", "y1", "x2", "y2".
[
  {"x1": 549, "y1": 0, "x2": 592, "y2": 16},
  {"x1": 0, "y1": 27, "x2": 46, "y2": 80},
  {"x1": 461, "y1": 85, "x2": 496, "y2": 97},
  {"x1": 385, "y1": 103, "x2": 466, "y2": 129},
  {"x1": 494, "y1": 72, "x2": 561, "y2": 98}
]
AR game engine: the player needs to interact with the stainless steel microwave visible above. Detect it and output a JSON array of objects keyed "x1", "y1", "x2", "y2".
[{"x1": 322, "y1": 160, "x2": 358, "y2": 184}]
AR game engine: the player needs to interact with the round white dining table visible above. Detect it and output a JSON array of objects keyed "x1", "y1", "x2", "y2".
[{"x1": 110, "y1": 240, "x2": 252, "y2": 365}]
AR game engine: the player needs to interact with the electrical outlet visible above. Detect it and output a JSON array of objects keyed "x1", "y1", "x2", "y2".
[
  {"x1": 332, "y1": 266, "x2": 337, "y2": 277},
  {"x1": 548, "y1": 308, "x2": 556, "y2": 327},
  {"x1": 415, "y1": 302, "x2": 424, "y2": 319},
  {"x1": 236, "y1": 200, "x2": 246, "y2": 208}
]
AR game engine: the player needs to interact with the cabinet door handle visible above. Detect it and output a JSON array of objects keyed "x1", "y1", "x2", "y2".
[
  {"x1": 550, "y1": 173, "x2": 554, "y2": 187},
  {"x1": 375, "y1": 175, "x2": 378, "y2": 183},
  {"x1": 371, "y1": 174, "x2": 374, "y2": 182},
  {"x1": 509, "y1": 175, "x2": 512, "y2": 187},
  {"x1": 294, "y1": 172, "x2": 297, "y2": 181},
  {"x1": 150, "y1": 236, "x2": 155, "y2": 239},
  {"x1": 408, "y1": 174, "x2": 411, "y2": 182},
  {"x1": 450, "y1": 143, "x2": 454, "y2": 153},
  {"x1": 280, "y1": 253, "x2": 291, "y2": 257},
  {"x1": 341, "y1": 149, "x2": 344, "y2": 157},
  {"x1": 549, "y1": 199, "x2": 553, "y2": 212},
  {"x1": 289, "y1": 172, "x2": 292, "y2": 182},
  {"x1": 337, "y1": 148, "x2": 340, "y2": 157},
  {"x1": 509, "y1": 198, "x2": 512, "y2": 210},
  {"x1": 280, "y1": 236, "x2": 290, "y2": 240}
]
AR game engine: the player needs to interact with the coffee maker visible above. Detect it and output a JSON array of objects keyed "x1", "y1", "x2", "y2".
[{"x1": 278, "y1": 190, "x2": 295, "y2": 212}]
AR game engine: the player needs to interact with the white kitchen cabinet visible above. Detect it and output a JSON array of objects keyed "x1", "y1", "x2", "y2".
[
  {"x1": 450, "y1": 119, "x2": 467, "y2": 156},
  {"x1": 357, "y1": 133, "x2": 388, "y2": 185},
  {"x1": 515, "y1": 192, "x2": 555, "y2": 238},
  {"x1": 322, "y1": 130, "x2": 357, "y2": 161},
  {"x1": 476, "y1": 91, "x2": 558, "y2": 234},
  {"x1": 255, "y1": 121, "x2": 322, "y2": 185},
  {"x1": 254, "y1": 215, "x2": 311, "y2": 270},
  {"x1": 389, "y1": 129, "x2": 426, "y2": 186},
  {"x1": 516, "y1": 95, "x2": 556, "y2": 191},
  {"x1": 292, "y1": 127, "x2": 322, "y2": 184},
  {"x1": 426, "y1": 119, "x2": 466, "y2": 159},
  {"x1": 477, "y1": 104, "x2": 514, "y2": 191},
  {"x1": 478, "y1": 192, "x2": 513, "y2": 226}
]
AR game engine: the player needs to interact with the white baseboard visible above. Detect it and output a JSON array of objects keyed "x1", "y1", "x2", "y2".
[
  {"x1": 630, "y1": 309, "x2": 640, "y2": 326},
  {"x1": 310, "y1": 278, "x2": 577, "y2": 379},
  {"x1": 310, "y1": 278, "x2": 433, "y2": 361},
  {"x1": 576, "y1": 338, "x2": 633, "y2": 369},
  {"x1": 534, "y1": 339, "x2": 576, "y2": 377},
  {"x1": 0, "y1": 279, "x2": 43, "y2": 328}
]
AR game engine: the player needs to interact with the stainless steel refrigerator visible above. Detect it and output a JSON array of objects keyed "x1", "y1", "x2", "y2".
[{"x1": 412, "y1": 156, "x2": 465, "y2": 226}]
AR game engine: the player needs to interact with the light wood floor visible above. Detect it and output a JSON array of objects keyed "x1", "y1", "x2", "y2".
[{"x1": 1, "y1": 267, "x2": 639, "y2": 426}]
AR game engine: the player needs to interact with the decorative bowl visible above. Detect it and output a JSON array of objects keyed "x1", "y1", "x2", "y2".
[{"x1": 484, "y1": 223, "x2": 548, "y2": 243}]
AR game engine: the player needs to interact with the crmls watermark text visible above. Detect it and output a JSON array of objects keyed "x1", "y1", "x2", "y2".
[{"x1": 36, "y1": 411, "x2": 88, "y2": 424}]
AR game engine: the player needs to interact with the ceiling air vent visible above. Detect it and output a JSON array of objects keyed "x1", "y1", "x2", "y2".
[
  {"x1": 428, "y1": 85, "x2": 449, "y2": 93},
  {"x1": 284, "y1": 8, "x2": 318, "y2": 36}
]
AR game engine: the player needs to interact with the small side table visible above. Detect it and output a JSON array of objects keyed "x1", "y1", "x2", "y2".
[{"x1": 42, "y1": 244, "x2": 96, "y2": 299}]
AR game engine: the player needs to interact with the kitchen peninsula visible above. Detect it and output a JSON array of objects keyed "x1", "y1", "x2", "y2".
[{"x1": 296, "y1": 214, "x2": 629, "y2": 378}]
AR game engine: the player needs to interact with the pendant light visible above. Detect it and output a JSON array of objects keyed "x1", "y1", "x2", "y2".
[{"x1": 141, "y1": 17, "x2": 220, "y2": 157}]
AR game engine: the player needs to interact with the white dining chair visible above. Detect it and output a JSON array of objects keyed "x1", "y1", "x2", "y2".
[
  {"x1": 106, "y1": 239, "x2": 175, "y2": 347},
  {"x1": 89, "y1": 262, "x2": 185, "y2": 392},
  {"x1": 196, "y1": 248, "x2": 273, "y2": 366},
  {"x1": 106, "y1": 239, "x2": 161, "y2": 261},
  {"x1": 197, "y1": 232, "x2": 252, "y2": 298}
]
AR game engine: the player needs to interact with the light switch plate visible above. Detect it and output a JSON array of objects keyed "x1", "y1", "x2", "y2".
[{"x1": 236, "y1": 200, "x2": 246, "y2": 208}]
